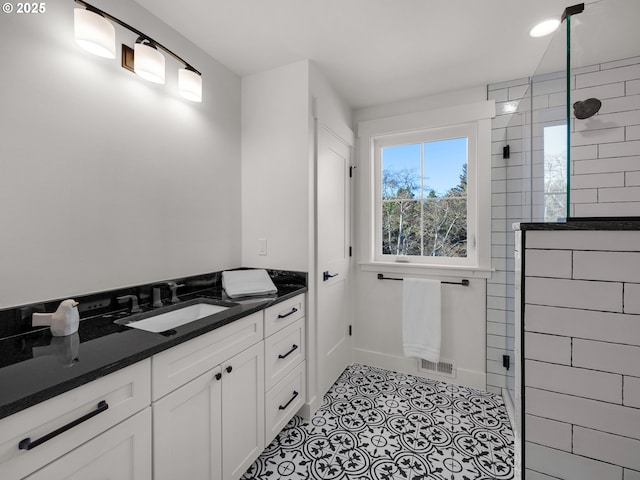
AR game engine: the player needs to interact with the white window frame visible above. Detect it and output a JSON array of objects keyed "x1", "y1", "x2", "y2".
[
  {"x1": 357, "y1": 100, "x2": 494, "y2": 276},
  {"x1": 374, "y1": 123, "x2": 477, "y2": 266}
]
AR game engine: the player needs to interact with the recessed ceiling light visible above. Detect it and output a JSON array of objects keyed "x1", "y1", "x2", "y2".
[
  {"x1": 502, "y1": 102, "x2": 519, "y2": 114},
  {"x1": 529, "y1": 19, "x2": 561, "y2": 38}
]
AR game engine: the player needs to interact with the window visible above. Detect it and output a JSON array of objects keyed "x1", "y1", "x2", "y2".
[
  {"x1": 358, "y1": 100, "x2": 494, "y2": 273},
  {"x1": 543, "y1": 124, "x2": 567, "y2": 221},
  {"x1": 373, "y1": 123, "x2": 478, "y2": 267}
]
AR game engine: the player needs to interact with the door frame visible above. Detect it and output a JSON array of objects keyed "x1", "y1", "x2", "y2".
[{"x1": 303, "y1": 96, "x2": 355, "y2": 416}]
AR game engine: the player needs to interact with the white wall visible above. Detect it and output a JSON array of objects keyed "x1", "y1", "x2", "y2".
[
  {"x1": 240, "y1": 60, "x2": 353, "y2": 272},
  {"x1": 241, "y1": 61, "x2": 310, "y2": 271},
  {"x1": 241, "y1": 60, "x2": 353, "y2": 416},
  {"x1": 352, "y1": 87, "x2": 490, "y2": 391},
  {"x1": 309, "y1": 63, "x2": 353, "y2": 140},
  {"x1": 0, "y1": 0, "x2": 241, "y2": 309},
  {"x1": 353, "y1": 271, "x2": 487, "y2": 389}
]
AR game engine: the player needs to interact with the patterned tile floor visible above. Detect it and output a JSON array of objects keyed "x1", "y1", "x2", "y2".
[{"x1": 242, "y1": 364, "x2": 514, "y2": 480}]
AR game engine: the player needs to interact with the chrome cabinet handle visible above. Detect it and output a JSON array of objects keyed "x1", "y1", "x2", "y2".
[
  {"x1": 277, "y1": 307, "x2": 298, "y2": 319},
  {"x1": 278, "y1": 391, "x2": 299, "y2": 410},
  {"x1": 278, "y1": 344, "x2": 299, "y2": 359},
  {"x1": 19, "y1": 400, "x2": 109, "y2": 451}
]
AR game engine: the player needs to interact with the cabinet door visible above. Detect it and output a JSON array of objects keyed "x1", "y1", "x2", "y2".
[
  {"x1": 153, "y1": 366, "x2": 223, "y2": 480},
  {"x1": 221, "y1": 342, "x2": 265, "y2": 480},
  {"x1": 25, "y1": 408, "x2": 151, "y2": 480}
]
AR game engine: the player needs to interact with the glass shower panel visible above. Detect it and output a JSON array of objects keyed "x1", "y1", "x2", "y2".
[
  {"x1": 530, "y1": 19, "x2": 569, "y2": 223},
  {"x1": 567, "y1": 0, "x2": 640, "y2": 219},
  {"x1": 498, "y1": 18, "x2": 568, "y2": 456},
  {"x1": 498, "y1": 17, "x2": 569, "y2": 475},
  {"x1": 569, "y1": 0, "x2": 640, "y2": 73}
]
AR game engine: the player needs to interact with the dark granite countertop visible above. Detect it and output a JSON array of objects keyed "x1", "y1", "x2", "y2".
[
  {"x1": 0, "y1": 276, "x2": 306, "y2": 420},
  {"x1": 516, "y1": 217, "x2": 640, "y2": 231}
]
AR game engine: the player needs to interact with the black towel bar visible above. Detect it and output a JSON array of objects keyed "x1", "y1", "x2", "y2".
[{"x1": 377, "y1": 273, "x2": 469, "y2": 286}]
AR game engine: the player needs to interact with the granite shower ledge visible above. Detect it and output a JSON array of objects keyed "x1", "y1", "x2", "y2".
[
  {"x1": 0, "y1": 273, "x2": 307, "y2": 420},
  {"x1": 516, "y1": 217, "x2": 640, "y2": 231}
]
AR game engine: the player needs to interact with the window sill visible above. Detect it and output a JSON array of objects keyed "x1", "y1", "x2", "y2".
[{"x1": 358, "y1": 262, "x2": 494, "y2": 279}]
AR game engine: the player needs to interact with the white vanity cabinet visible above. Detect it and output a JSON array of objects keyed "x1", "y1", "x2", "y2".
[
  {"x1": 0, "y1": 292, "x2": 306, "y2": 480},
  {"x1": 263, "y1": 294, "x2": 306, "y2": 445},
  {"x1": 152, "y1": 312, "x2": 265, "y2": 480},
  {"x1": 0, "y1": 360, "x2": 151, "y2": 480}
]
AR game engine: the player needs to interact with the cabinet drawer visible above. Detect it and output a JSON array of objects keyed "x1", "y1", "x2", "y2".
[
  {"x1": 264, "y1": 319, "x2": 305, "y2": 391},
  {"x1": 264, "y1": 361, "x2": 305, "y2": 446},
  {"x1": 264, "y1": 295, "x2": 305, "y2": 337},
  {"x1": 0, "y1": 360, "x2": 151, "y2": 480},
  {"x1": 25, "y1": 407, "x2": 152, "y2": 480},
  {"x1": 152, "y1": 312, "x2": 263, "y2": 400}
]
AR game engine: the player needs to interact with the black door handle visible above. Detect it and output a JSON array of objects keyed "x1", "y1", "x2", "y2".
[
  {"x1": 278, "y1": 344, "x2": 299, "y2": 359},
  {"x1": 19, "y1": 400, "x2": 109, "y2": 451},
  {"x1": 215, "y1": 372, "x2": 222, "y2": 381},
  {"x1": 226, "y1": 365, "x2": 232, "y2": 374},
  {"x1": 323, "y1": 271, "x2": 339, "y2": 281},
  {"x1": 278, "y1": 391, "x2": 299, "y2": 410}
]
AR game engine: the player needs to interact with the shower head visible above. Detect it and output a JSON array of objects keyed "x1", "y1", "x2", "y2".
[{"x1": 573, "y1": 98, "x2": 602, "y2": 119}]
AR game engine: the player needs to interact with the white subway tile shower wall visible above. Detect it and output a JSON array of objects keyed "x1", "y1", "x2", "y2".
[
  {"x1": 571, "y1": 56, "x2": 640, "y2": 217},
  {"x1": 487, "y1": 55, "x2": 640, "y2": 400},
  {"x1": 523, "y1": 229, "x2": 640, "y2": 479}
]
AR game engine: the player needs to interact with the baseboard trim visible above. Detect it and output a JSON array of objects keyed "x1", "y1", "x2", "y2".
[
  {"x1": 353, "y1": 348, "x2": 486, "y2": 391},
  {"x1": 502, "y1": 388, "x2": 522, "y2": 480},
  {"x1": 299, "y1": 394, "x2": 322, "y2": 420}
]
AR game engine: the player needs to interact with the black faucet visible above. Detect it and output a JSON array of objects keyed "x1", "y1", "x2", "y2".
[
  {"x1": 151, "y1": 282, "x2": 183, "y2": 308},
  {"x1": 116, "y1": 294, "x2": 142, "y2": 314}
]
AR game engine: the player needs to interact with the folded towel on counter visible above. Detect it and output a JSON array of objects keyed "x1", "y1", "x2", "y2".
[
  {"x1": 402, "y1": 278, "x2": 442, "y2": 363},
  {"x1": 222, "y1": 269, "x2": 278, "y2": 298}
]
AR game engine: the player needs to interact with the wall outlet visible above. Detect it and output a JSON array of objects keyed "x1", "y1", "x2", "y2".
[
  {"x1": 258, "y1": 238, "x2": 267, "y2": 256},
  {"x1": 78, "y1": 298, "x2": 111, "y2": 313}
]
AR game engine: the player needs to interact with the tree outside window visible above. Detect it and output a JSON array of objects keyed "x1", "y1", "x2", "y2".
[{"x1": 380, "y1": 137, "x2": 468, "y2": 259}]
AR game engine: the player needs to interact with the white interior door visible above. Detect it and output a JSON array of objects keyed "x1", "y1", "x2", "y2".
[{"x1": 316, "y1": 122, "x2": 352, "y2": 397}]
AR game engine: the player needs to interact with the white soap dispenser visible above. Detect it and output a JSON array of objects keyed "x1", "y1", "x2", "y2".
[{"x1": 32, "y1": 299, "x2": 80, "y2": 337}]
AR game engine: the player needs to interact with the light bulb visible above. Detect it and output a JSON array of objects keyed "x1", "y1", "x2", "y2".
[
  {"x1": 179, "y1": 68, "x2": 202, "y2": 102},
  {"x1": 134, "y1": 42, "x2": 165, "y2": 84},
  {"x1": 74, "y1": 8, "x2": 116, "y2": 59}
]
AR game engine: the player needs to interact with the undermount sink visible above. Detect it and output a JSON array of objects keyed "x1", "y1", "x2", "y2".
[{"x1": 119, "y1": 303, "x2": 229, "y2": 333}]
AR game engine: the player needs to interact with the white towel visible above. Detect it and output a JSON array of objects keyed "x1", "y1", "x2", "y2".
[
  {"x1": 402, "y1": 278, "x2": 442, "y2": 363},
  {"x1": 222, "y1": 269, "x2": 278, "y2": 298}
]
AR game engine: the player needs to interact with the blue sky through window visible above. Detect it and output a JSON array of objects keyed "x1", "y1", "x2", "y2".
[{"x1": 382, "y1": 137, "x2": 467, "y2": 197}]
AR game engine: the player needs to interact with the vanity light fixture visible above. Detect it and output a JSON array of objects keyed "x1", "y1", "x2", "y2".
[
  {"x1": 178, "y1": 67, "x2": 203, "y2": 102},
  {"x1": 73, "y1": 0, "x2": 202, "y2": 102},
  {"x1": 73, "y1": 8, "x2": 116, "y2": 58},
  {"x1": 134, "y1": 39, "x2": 165, "y2": 84}
]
